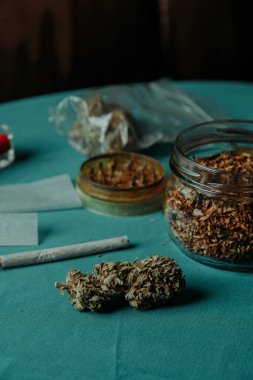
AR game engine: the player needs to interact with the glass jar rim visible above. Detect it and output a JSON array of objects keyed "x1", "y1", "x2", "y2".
[{"x1": 170, "y1": 119, "x2": 253, "y2": 200}]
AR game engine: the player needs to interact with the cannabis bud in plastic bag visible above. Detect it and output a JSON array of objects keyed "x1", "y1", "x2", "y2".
[
  {"x1": 49, "y1": 79, "x2": 220, "y2": 157},
  {"x1": 49, "y1": 95, "x2": 138, "y2": 157}
]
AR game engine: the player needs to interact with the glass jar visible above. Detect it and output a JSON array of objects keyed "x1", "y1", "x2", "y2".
[
  {"x1": 164, "y1": 120, "x2": 253, "y2": 271},
  {"x1": 0, "y1": 124, "x2": 15, "y2": 169}
]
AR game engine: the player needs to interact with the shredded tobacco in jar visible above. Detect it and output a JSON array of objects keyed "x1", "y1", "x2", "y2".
[
  {"x1": 55, "y1": 256, "x2": 185, "y2": 312},
  {"x1": 164, "y1": 150, "x2": 253, "y2": 264},
  {"x1": 194, "y1": 150, "x2": 253, "y2": 173}
]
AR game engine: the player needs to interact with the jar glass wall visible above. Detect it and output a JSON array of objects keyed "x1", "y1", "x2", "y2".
[
  {"x1": 0, "y1": 124, "x2": 15, "y2": 168},
  {"x1": 164, "y1": 120, "x2": 253, "y2": 271}
]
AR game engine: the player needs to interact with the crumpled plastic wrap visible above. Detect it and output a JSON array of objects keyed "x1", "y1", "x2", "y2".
[{"x1": 49, "y1": 79, "x2": 223, "y2": 157}]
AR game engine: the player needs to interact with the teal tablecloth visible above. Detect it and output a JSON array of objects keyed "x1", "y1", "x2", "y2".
[{"x1": 1, "y1": 82, "x2": 253, "y2": 380}]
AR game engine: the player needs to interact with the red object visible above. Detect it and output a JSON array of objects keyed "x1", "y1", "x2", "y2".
[{"x1": 0, "y1": 133, "x2": 11, "y2": 155}]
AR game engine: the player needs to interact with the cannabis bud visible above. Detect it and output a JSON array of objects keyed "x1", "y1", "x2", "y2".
[
  {"x1": 56, "y1": 269, "x2": 111, "y2": 312},
  {"x1": 125, "y1": 256, "x2": 185, "y2": 310},
  {"x1": 55, "y1": 256, "x2": 185, "y2": 312}
]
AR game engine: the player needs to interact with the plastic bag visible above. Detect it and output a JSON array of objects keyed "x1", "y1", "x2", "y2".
[{"x1": 49, "y1": 78, "x2": 221, "y2": 156}]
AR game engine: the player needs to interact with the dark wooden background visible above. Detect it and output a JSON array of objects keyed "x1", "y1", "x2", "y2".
[{"x1": 0, "y1": 0, "x2": 252, "y2": 102}]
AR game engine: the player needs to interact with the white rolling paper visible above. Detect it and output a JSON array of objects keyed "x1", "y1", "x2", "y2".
[
  {"x1": 0, "y1": 213, "x2": 38, "y2": 246},
  {"x1": 0, "y1": 174, "x2": 82, "y2": 212}
]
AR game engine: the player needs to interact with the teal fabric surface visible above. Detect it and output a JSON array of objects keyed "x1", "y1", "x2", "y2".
[{"x1": 1, "y1": 81, "x2": 253, "y2": 380}]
